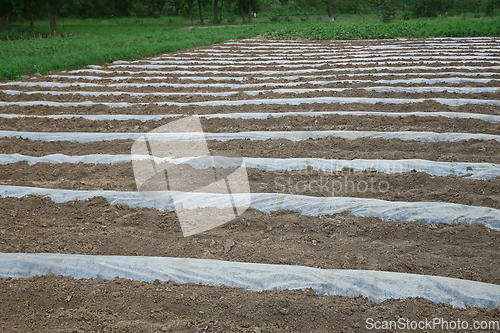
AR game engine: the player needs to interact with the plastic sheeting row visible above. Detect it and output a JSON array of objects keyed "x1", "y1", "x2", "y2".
[
  {"x1": 1, "y1": 252, "x2": 500, "y2": 309},
  {"x1": 213, "y1": 44, "x2": 500, "y2": 50},
  {"x1": 5, "y1": 78, "x2": 500, "y2": 88},
  {"x1": 1, "y1": 97, "x2": 500, "y2": 107},
  {"x1": 1, "y1": 153, "x2": 498, "y2": 180},
  {"x1": 185, "y1": 49, "x2": 500, "y2": 56},
  {"x1": 119, "y1": 55, "x2": 500, "y2": 64},
  {"x1": 152, "y1": 51, "x2": 498, "y2": 60},
  {"x1": 48, "y1": 72, "x2": 500, "y2": 82},
  {"x1": 1, "y1": 129, "x2": 499, "y2": 143},
  {"x1": 202, "y1": 44, "x2": 500, "y2": 51},
  {"x1": 63, "y1": 65, "x2": 500, "y2": 75},
  {"x1": 1, "y1": 111, "x2": 499, "y2": 123},
  {"x1": 4, "y1": 86, "x2": 499, "y2": 96},
  {"x1": 0, "y1": 185, "x2": 499, "y2": 230},
  {"x1": 196, "y1": 45, "x2": 500, "y2": 53},
  {"x1": 235, "y1": 37, "x2": 498, "y2": 42},
  {"x1": 107, "y1": 60, "x2": 500, "y2": 69}
]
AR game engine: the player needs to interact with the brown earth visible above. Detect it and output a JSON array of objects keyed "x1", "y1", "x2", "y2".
[
  {"x1": 2, "y1": 136, "x2": 500, "y2": 163},
  {"x1": 0, "y1": 114, "x2": 499, "y2": 134},
  {"x1": 0, "y1": 162, "x2": 499, "y2": 209},
  {"x1": 3, "y1": 89, "x2": 500, "y2": 104},
  {"x1": 1, "y1": 100, "x2": 499, "y2": 116},
  {"x1": 1, "y1": 37, "x2": 500, "y2": 332},
  {"x1": 2, "y1": 274, "x2": 500, "y2": 333}
]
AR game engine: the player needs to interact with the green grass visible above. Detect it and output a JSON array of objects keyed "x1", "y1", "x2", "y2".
[
  {"x1": 1, "y1": 14, "x2": 499, "y2": 81},
  {"x1": 0, "y1": 19, "x2": 271, "y2": 81}
]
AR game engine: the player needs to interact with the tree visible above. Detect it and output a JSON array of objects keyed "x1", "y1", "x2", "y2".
[
  {"x1": 43, "y1": 0, "x2": 85, "y2": 33},
  {"x1": 375, "y1": 0, "x2": 396, "y2": 21},
  {"x1": 219, "y1": 0, "x2": 223, "y2": 22},
  {"x1": 46, "y1": 0, "x2": 58, "y2": 33},
  {"x1": 186, "y1": 0, "x2": 194, "y2": 23},
  {"x1": 0, "y1": 0, "x2": 13, "y2": 26},
  {"x1": 324, "y1": 0, "x2": 334, "y2": 20},
  {"x1": 239, "y1": 0, "x2": 257, "y2": 23},
  {"x1": 485, "y1": 0, "x2": 500, "y2": 15},
  {"x1": 407, "y1": 0, "x2": 444, "y2": 17},
  {"x1": 247, "y1": 0, "x2": 251, "y2": 22},
  {"x1": 239, "y1": 0, "x2": 245, "y2": 22},
  {"x1": 213, "y1": 0, "x2": 218, "y2": 23},
  {"x1": 26, "y1": 0, "x2": 38, "y2": 27},
  {"x1": 151, "y1": 0, "x2": 167, "y2": 17},
  {"x1": 196, "y1": 0, "x2": 204, "y2": 23}
]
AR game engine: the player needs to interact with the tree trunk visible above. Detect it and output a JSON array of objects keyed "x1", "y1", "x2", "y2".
[
  {"x1": 213, "y1": 0, "x2": 218, "y2": 24},
  {"x1": 188, "y1": 0, "x2": 194, "y2": 24},
  {"x1": 239, "y1": 0, "x2": 245, "y2": 23},
  {"x1": 46, "y1": 1, "x2": 57, "y2": 33},
  {"x1": 248, "y1": 0, "x2": 252, "y2": 23},
  {"x1": 0, "y1": 14, "x2": 9, "y2": 26},
  {"x1": 152, "y1": 1, "x2": 156, "y2": 17},
  {"x1": 28, "y1": 0, "x2": 35, "y2": 28},
  {"x1": 111, "y1": 0, "x2": 115, "y2": 15},
  {"x1": 48, "y1": 11, "x2": 57, "y2": 33},
  {"x1": 326, "y1": 0, "x2": 334, "y2": 21},
  {"x1": 219, "y1": 0, "x2": 223, "y2": 23},
  {"x1": 96, "y1": 0, "x2": 102, "y2": 16},
  {"x1": 197, "y1": 0, "x2": 204, "y2": 24},
  {"x1": 158, "y1": 0, "x2": 166, "y2": 15}
]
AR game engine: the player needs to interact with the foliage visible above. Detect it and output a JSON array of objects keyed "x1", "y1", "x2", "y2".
[
  {"x1": 269, "y1": 14, "x2": 280, "y2": 21},
  {"x1": 227, "y1": 15, "x2": 237, "y2": 22},
  {"x1": 401, "y1": 11, "x2": 411, "y2": 20},
  {"x1": 376, "y1": 0, "x2": 397, "y2": 22},
  {"x1": 408, "y1": 0, "x2": 445, "y2": 18},
  {"x1": 485, "y1": 0, "x2": 500, "y2": 16}
]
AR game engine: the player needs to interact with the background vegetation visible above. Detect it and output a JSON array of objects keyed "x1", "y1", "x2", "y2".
[
  {"x1": 1, "y1": 0, "x2": 499, "y2": 81},
  {"x1": 1, "y1": 0, "x2": 500, "y2": 34}
]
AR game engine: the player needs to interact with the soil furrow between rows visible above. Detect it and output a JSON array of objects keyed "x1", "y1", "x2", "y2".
[
  {"x1": 0, "y1": 114, "x2": 499, "y2": 134},
  {"x1": 1, "y1": 101, "x2": 499, "y2": 117},
  {"x1": 1, "y1": 162, "x2": 499, "y2": 209},
  {"x1": 2, "y1": 137, "x2": 499, "y2": 163},
  {"x1": 2, "y1": 90, "x2": 500, "y2": 104}
]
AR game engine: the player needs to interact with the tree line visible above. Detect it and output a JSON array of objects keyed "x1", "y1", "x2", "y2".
[{"x1": 0, "y1": 0, "x2": 499, "y2": 33}]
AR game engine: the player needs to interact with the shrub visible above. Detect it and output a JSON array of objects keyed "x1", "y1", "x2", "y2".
[{"x1": 269, "y1": 15, "x2": 280, "y2": 22}]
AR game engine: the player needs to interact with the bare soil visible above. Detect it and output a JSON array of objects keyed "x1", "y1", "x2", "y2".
[
  {"x1": 0, "y1": 163, "x2": 499, "y2": 209},
  {"x1": 2, "y1": 274, "x2": 500, "y2": 333},
  {"x1": 1, "y1": 37, "x2": 500, "y2": 332},
  {"x1": 2, "y1": 136, "x2": 500, "y2": 163},
  {"x1": 1, "y1": 114, "x2": 500, "y2": 134},
  {"x1": 2, "y1": 100, "x2": 500, "y2": 117}
]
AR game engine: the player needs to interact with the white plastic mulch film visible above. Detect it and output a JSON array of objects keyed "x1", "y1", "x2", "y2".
[
  {"x1": 0, "y1": 154, "x2": 499, "y2": 180},
  {"x1": 2, "y1": 253, "x2": 500, "y2": 309},
  {"x1": 1, "y1": 129, "x2": 500, "y2": 143},
  {"x1": 0, "y1": 185, "x2": 499, "y2": 229},
  {"x1": 2, "y1": 37, "x2": 500, "y2": 309}
]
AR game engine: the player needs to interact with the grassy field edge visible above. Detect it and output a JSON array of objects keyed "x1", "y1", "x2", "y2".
[{"x1": 1, "y1": 15, "x2": 499, "y2": 81}]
